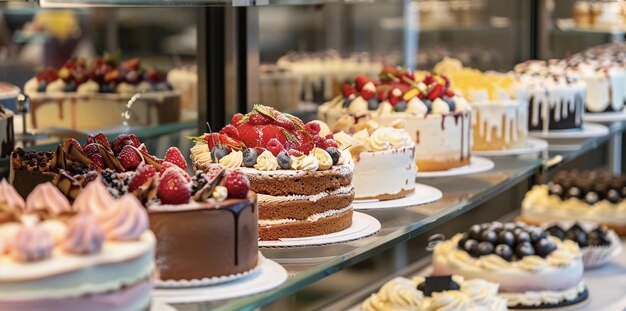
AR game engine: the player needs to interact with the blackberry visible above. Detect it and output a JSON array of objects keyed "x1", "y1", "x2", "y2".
[{"x1": 191, "y1": 172, "x2": 209, "y2": 195}]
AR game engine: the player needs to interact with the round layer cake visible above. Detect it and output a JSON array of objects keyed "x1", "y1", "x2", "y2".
[
  {"x1": 521, "y1": 170, "x2": 626, "y2": 235},
  {"x1": 0, "y1": 180, "x2": 155, "y2": 311},
  {"x1": 191, "y1": 105, "x2": 355, "y2": 240},
  {"x1": 318, "y1": 69, "x2": 472, "y2": 172},
  {"x1": 565, "y1": 56, "x2": 626, "y2": 113},
  {"x1": 433, "y1": 222, "x2": 586, "y2": 309}
]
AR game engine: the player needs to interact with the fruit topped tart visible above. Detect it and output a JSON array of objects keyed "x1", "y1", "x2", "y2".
[
  {"x1": 432, "y1": 222, "x2": 587, "y2": 309},
  {"x1": 361, "y1": 275, "x2": 507, "y2": 311},
  {"x1": 190, "y1": 104, "x2": 355, "y2": 241},
  {"x1": 0, "y1": 180, "x2": 155, "y2": 311},
  {"x1": 318, "y1": 67, "x2": 472, "y2": 171}
]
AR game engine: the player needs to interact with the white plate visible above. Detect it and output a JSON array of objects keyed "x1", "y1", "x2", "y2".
[
  {"x1": 151, "y1": 256, "x2": 288, "y2": 304},
  {"x1": 472, "y1": 138, "x2": 549, "y2": 157},
  {"x1": 529, "y1": 123, "x2": 609, "y2": 139},
  {"x1": 155, "y1": 262, "x2": 261, "y2": 288},
  {"x1": 583, "y1": 110, "x2": 626, "y2": 122},
  {"x1": 259, "y1": 212, "x2": 381, "y2": 248},
  {"x1": 415, "y1": 156, "x2": 494, "y2": 178},
  {"x1": 353, "y1": 184, "x2": 442, "y2": 210}
]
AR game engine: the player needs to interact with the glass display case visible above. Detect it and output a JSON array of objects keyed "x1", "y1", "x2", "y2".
[{"x1": 1, "y1": 0, "x2": 625, "y2": 310}]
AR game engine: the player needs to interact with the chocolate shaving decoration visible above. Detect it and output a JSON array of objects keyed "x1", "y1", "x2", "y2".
[
  {"x1": 416, "y1": 276, "x2": 460, "y2": 297},
  {"x1": 133, "y1": 177, "x2": 158, "y2": 205},
  {"x1": 52, "y1": 171, "x2": 82, "y2": 202},
  {"x1": 193, "y1": 170, "x2": 224, "y2": 203},
  {"x1": 96, "y1": 144, "x2": 125, "y2": 173},
  {"x1": 139, "y1": 149, "x2": 162, "y2": 171},
  {"x1": 50, "y1": 145, "x2": 67, "y2": 171},
  {"x1": 63, "y1": 142, "x2": 92, "y2": 167}
]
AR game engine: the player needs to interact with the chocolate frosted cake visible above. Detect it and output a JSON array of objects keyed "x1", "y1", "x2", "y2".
[{"x1": 0, "y1": 102, "x2": 15, "y2": 158}]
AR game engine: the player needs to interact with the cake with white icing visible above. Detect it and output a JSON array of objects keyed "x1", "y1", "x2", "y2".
[
  {"x1": 433, "y1": 221, "x2": 587, "y2": 309},
  {"x1": 435, "y1": 58, "x2": 528, "y2": 151},
  {"x1": 190, "y1": 105, "x2": 354, "y2": 240},
  {"x1": 318, "y1": 68, "x2": 472, "y2": 172},
  {"x1": 323, "y1": 121, "x2": 416, "y2": 200},
  {"x1": 513, "y1": 60, "x2": 586, "y2": 132},
  {"x1": 23, "y1": 56, "x2": 180, "y2": 131},
  {"x1": 361, "y1": 275, "x2": 507, "y2": 311},
  {"x1": 564, "y1": 56, "x2": 626, "y2": 113},
  {"x1": 0, "y1": 180, "x2": 155, "y2": 311},
  {"x1": 522, "y1": 169, "x2": 626, "y2": 236},
  {"x1": 167, "y1": 64, "x2": 197, "y2": 112},
  {"x1": 573, "y1": 0, "x2": 626, "y2": 29}
]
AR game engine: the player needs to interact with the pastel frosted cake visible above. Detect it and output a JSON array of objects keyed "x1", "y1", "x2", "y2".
[
  {"x1": 0, "y1": 180, "x2": 155, "y2": 311},
  {"x1": 361, "y1": 275, "x2": 507, "y2": 311},
  {"x1": 322, "y1": 120, "x2": 416, "y2": 200},
  {"x1": 433, "y1": 221, "x2": 586, "y2": 309},
  {"x1": 522, "y1": 169, "x2": 626, "y2": 235},
  {"x1": 23, "y1": 56, "x2": 180, "y2": 130},
  {"x1": 434, "y1": 57, "x2": 528, "y2": 151},
  {"x1": 191, "y1": 105, "x2": 354, "y2": 240},
  {"x1": 318, "y1": 68, "x2": 472, "y2": 171}
]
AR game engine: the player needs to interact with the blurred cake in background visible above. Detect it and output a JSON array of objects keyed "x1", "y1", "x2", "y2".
[
  {"x1": 167, "y1": 64, "x2": 197, "y2": 113},
  {"x1": 258, "y1": 65, "x2": 301, "y2": 112},
  {"x1": 23, "y1": 55, "x2": 180, "y2": 131},
  {"x1": 0, "y1": 83, "x2": 17, "y2": 158},
  {"x1": 573, "y1": 0, "x2": 626, "y2": 29},
  {"x1": 435, "y1": 57, "x2": 527, "y2": 151}
]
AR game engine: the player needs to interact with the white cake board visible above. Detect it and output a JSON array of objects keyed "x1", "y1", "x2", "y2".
[
  {"x1": 472, "y1": 138, "x2": 549, "y2": 157},
  {"x1": 583, "y1": 110, "x2": 626, "y2": 123},
  {"x1": 415, "y1": 156, "x2": 494, "y2": 178},
  {"x1": 529, "y1": 123, "x2": 609, "y2": 139},
  {"x1": 151, "y1": 256, "x2": 287, "y2": 304},
  {"x1": 259, "y1": 212, "x2": 381, "y2": 248},
  {"x1": 353, "y1": 184, "x2": 442, "y2": 210}
]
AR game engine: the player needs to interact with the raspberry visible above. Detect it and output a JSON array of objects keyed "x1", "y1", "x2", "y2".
[
  {"x1": 159, "y1": 162, "x2": 191, "y2": 183},
  {"x1": 248, "y1": 113, "x2": 271, "y2": 125},
  {"x1": 112, "y1": 134, "x2": 141, "y2": 155},
  {"x1": 428, "y1": 84, "x2": 443, "y2": 101},
  {"x1": 341, "y1": 84, "x2": 356, "y2": 98},
  {"x1": 117, "y1": 145, "x2": 143, "y2": 171},
  {"x1": 222, "y1": 171, "x2": 250, "y2": 199},
  {"x1": 304, "y1": 122, "x2": 321, "y2": 135},
  {"x1": 128, "y1": 164, "x2": 156, "y2": 192},
  {"x1": 219, "y1": 124, "x2": 240, "y2": 140},
  {"x1": 360, "y1": 89, "x2": 374, "y2": 100},
  {"x1": 273, "y1": 113, "x2": 295, "y2": 130},
  {"x1": 266, "y1": 138, "x2": 284, "y2": 156},
  {"x1": 64, "y1": 138, "x2": 83, "y2": 153},
  {"x1": 423, "y1": 73, "x2": 435, "y2": 85},
  {"x1": 163, "y1": 147, "x2": 187, "y2": 170},
  {"x1": 287, "y1": 149, "x2": 303, "y2": 157},
  {"x1": 445, "y1": 88, "x2": 455, "y2": 97},
  {"x1": 158, "y1": 168, "x2": 191, "y2": 205},
  {"x1": 325, "y1": 134, "x2": 334, "y2": 140},
  {"x1": 298, "y1": 142, "x2": 315, "y2": 155},
  {"x1": 87, "y1": 133, "x2": 110, "y2": 149},
  {"x1": 323, "y1": 139, "x2": 339, "y2": 149},
  {"x1": 231, "y1": 113, "x2": 244, "y2": 125},
  {"x1": 354, "y1": 75, "x2": 370, "y2": 92}
]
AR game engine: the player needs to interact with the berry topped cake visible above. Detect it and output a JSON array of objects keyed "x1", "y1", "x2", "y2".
[
  {"x1": 320, "y1": 120, "x2": 416, "y2": 200},
  {"x1": 0, "y1": 180, "x2": 155, "y2": 311},
  {"x1": 522, "y1": 169, "x2": 626, "y2": 235},
  {"x1": 318, "y1": 68, "x2": 472, "y2": 171},
  {"x1": 23, "y1": 55, "x2": 180, "y2": 130},
  {"x1": 434, "y1": 58, "x2": 528, "y2": 151},
  {"x1": 433, "y1": 222, "x2": 586, "y2": 309},
  {"x1": 191, "y1": 105, "x2": 355, "y2": 240},
  {"x1": 361, "y1": 275, "x2": 507, "y2": 311}
]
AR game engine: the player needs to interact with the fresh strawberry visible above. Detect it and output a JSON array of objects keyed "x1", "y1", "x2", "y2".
[
  {"x1": 325, "y1": 134, "x2": 334, "y2": 139},
  {"x1": 158, "y1": 168, "x2": 191, "y2": 205},
  {"x1": 377, "y1": 89, "x2": 388, "y2": 102},
  {"x1": 341, "y1": 84, "x2": 356, "y2": 98},
  {"x1": 442, "y1": 75, "x2": 451, "y2": 88},
  {"x1": 143, "y1": 68, "x2": 163, "y2": 84},
  {"x1": 388, "y1": 88, "x2": 402, "y2": 106},
  {"x1": 428, "y1": 84, "x2": 443, "y2": 101},
  {"x1": 423, "y1": 73, "x2": 435, "y2": 85},
  {"x1": 128, "y1": 164, "x2": 156, "y2": 192},
  {"x1": 417, "y1": 91, "x2": 425, "y2": 99},
  {"x1": 288, "y1": 149, "x2": 303, "y2": 157},
  {"x1": 266, "y1": 138, "x2": 284, "y2": 156},
  {"x1": 236, "y1": 124, "x2": 289, "y2": 150},
  {"x1": 83, "y1": 143, "x2": 100, "y2": 157},
  {"x1": 354, "y1": 76, "x2": 371, "y2": 92},
  {"x1": 323, "y1": 139, "x2": 339, "y2": 149},
  {"x1": 248, "y1": 113, "x2": 272, "y2": 125},
  {"x1": 222, "y1": 171, "x2": 250, "y2": 199},
  {"x1": 90, "y1": 154, "x2": 104, "y2": 169},
  {"x1": 445, "y1": 88, "x2": 455, "y2": 97},
  {"x1": 220, "y1": 124, "x2": 240, "y2": 140},
  {"x1": 64, "y1": 138, "x2": 83, "y2": 153},
  {"x1": 117, "y1": 145, "x2": 143, "y2": 171},
  {"x1": 204, "y1": 133, "x2": 246, "y2": 152},
  {"x1": 163, "y1": 147, "x2": 187, "y2": 170},
  {"x1": 104, "y1": 70, "x2": 120, "y2": 83},
  {"x1": 112, "y1": 134, "x2": 141, "y2": 155},
  {"x1": 231, "y1": 113, "x2": 244, "y2": 125},
  {"x1": 87, "y1": 133, "x2": 111, "y2": 149},
  {"x1": 361, "y1": 89, "x2": 375, "y2": 100},
  {"x1": 36, "y1": 68, "x2": 59, "y2": 83},
  {"x1": 159, "y1": 162, "x2": 191, "y2": 183},
  {"x1": 304, "y1": 122, "x2": 321, "y2": 135},
  {"x1": 121, "y1": 58, "x2": 140, "y2": 70},
  {"x1": 272, "y1": 113, "x2": 296, "y2": 131}
]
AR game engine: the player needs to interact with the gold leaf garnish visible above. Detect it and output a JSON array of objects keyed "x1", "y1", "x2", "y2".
[{"x1": 252, "y1": 104, "x2": 277, "y2": 120}]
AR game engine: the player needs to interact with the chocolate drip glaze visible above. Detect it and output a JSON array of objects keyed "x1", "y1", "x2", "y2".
[{"x1": 222, "y1": 199, "x2": 256, "y2": 265}]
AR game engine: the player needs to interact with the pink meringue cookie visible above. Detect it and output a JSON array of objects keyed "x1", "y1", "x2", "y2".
[
  {"x1": 0, "y1": 179, "x2": 25, "y2": 211},
  {"x1": 10, "y1": 224, "x2": 54, "y2": 262},
  {"x1": 72, "y1": 178, "x2": 115, "y2": 222},
  {"x1": 63, "y1": 213, "x2": 105, "y2": 255},
  {"x1": 100, "y1": 195, "x2": 148, "y2": 241},
  {"x1": 25, "y1": 183, "x2": 72, "y2": 216}
]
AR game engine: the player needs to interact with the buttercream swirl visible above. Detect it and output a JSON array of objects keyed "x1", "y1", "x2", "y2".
[
  {"x1": 0, "y1": 179, "x2": 25, "y2": 211},
  {"x1": 219, "y1": 151, "x2": 243, "y2": 168},
  {"x1": 362, "y1": 277, "x2": 424, "y2": 311},
  {"x1": 190, "y1": 143, "x2": 212, "y2": 164},
  {"x1": 334, "y1": 131, "x2": 357, "y2": 150},
  {"x1": 254, "y1": 150, "x2": 279, "y2": 171},
  {"x1": 500, "y1": 281, "x2": 586, "y2": 307},
  {"x1": 77, "y1": 80, "x2": 99, "y2": 94},
  {"x1": 25, "y1": 183, "x2": 72, "y2": 216},
  {"x1": 292, "y1": 154, "x2": 319, "y2": 171},
  {"x1": 369, "y1": 127, "x2": 411, "y2": 151},
  {"x1": 427, "y1": 291, "x2": 470, "y2": 310},
  {"x1": 63, "y1": 213, "x2": 105, "y2": 255},
  {"x1": 99, "y1": 195, "x2": 148, "y2": 241},
  {"x1": 349, "y1": 96, "x2": 368, "y2": 114},
  {"x1": 311, "y1": 148, "x2": 333, "y2": 170},
  {"x1": 73, "y1": 179, "x2": 116, "y2": 220},
  {"x1": 46, "y1": 79, "x2": 66, "y2": 93},
  {"x1": 10, "y1": 224, "x2": 54, "y2": 262}
]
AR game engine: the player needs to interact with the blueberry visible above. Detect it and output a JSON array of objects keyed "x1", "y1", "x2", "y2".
[
  {"x1": 422, "y1": 99, "x2": 433, "y2": 113},
  {"x1": 277, "y1": 150, "x2": 291, "y2": 169},
  {"x1": 515, "y1": 231, "x2": 531, "y2": 244},
  {"x1": 497, "y1": 231, "x2": 515, "y2": 247},
  {"x1": 495, "y1": 244, "x2": 513, "y2": 261},
  {"x1": 534, "y1": 238, "x2": 557, "y2": 258},
  {"x1": 367, "y1": 98, "x2": 379, "y2": 110},
  {"x1": 395, "y1": 100, "x2": 408, "y2": 112},
  {"x1": 457, "y1": 233, "x2": 469, "y2": 249},
  {"x1": 325, "y1": 147, "x2": 341, "y2": 165},
  {"x1": 468, "y1": 225, "x2": 482, "y2": 240},
  {"x1": 607, "y1": 189, "x2": 621, "y2": 203},
  {"x1": 242, "y1": 148, "x2": 258, "y2": 168},
  {"x1": 100, "y1": 84, "x2": 115, "y2": 93},
  {"x1": 565, "y1": 227, "x2": 588, "y2": 247},
  {"x1": 480, "y1": 230, "x2": 497, "y2": 244},
  {"x1": 37, "y1": 81, "x2": 47, "y2": 93},
  {"x1": 546, "y1": 225, "x2": 566, "y2": 240},
  {"x1": 442, "y1": 96, "x2": 456, "y2": 111},
  {"x1": 211, "y1": 146, "x2": 228, "y2": 162},
  {"x1": 463, "y1": 239, "x2": 479, "y2": 257},
  {"x1": 515, "y1": 242, "x2": 535, "y2": 258},
  {"x1": 529, "y1": 229, "x2": 546, "y2": 243},
  {"x1": 503, "y1": 223, "x2": 517, "y2": 231},
  {"x1": 64, "y1": 80, "x2": 77, "y2": 92},
  {"x1": 588, "y1": 230, "x2": 610, "y2": 246},
  {"x1": 476, "y1": 241, "x2": 494, "y2": 256},
  {"x1": 155, "y1": 82, "x2": 173, "y2": 91}
]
